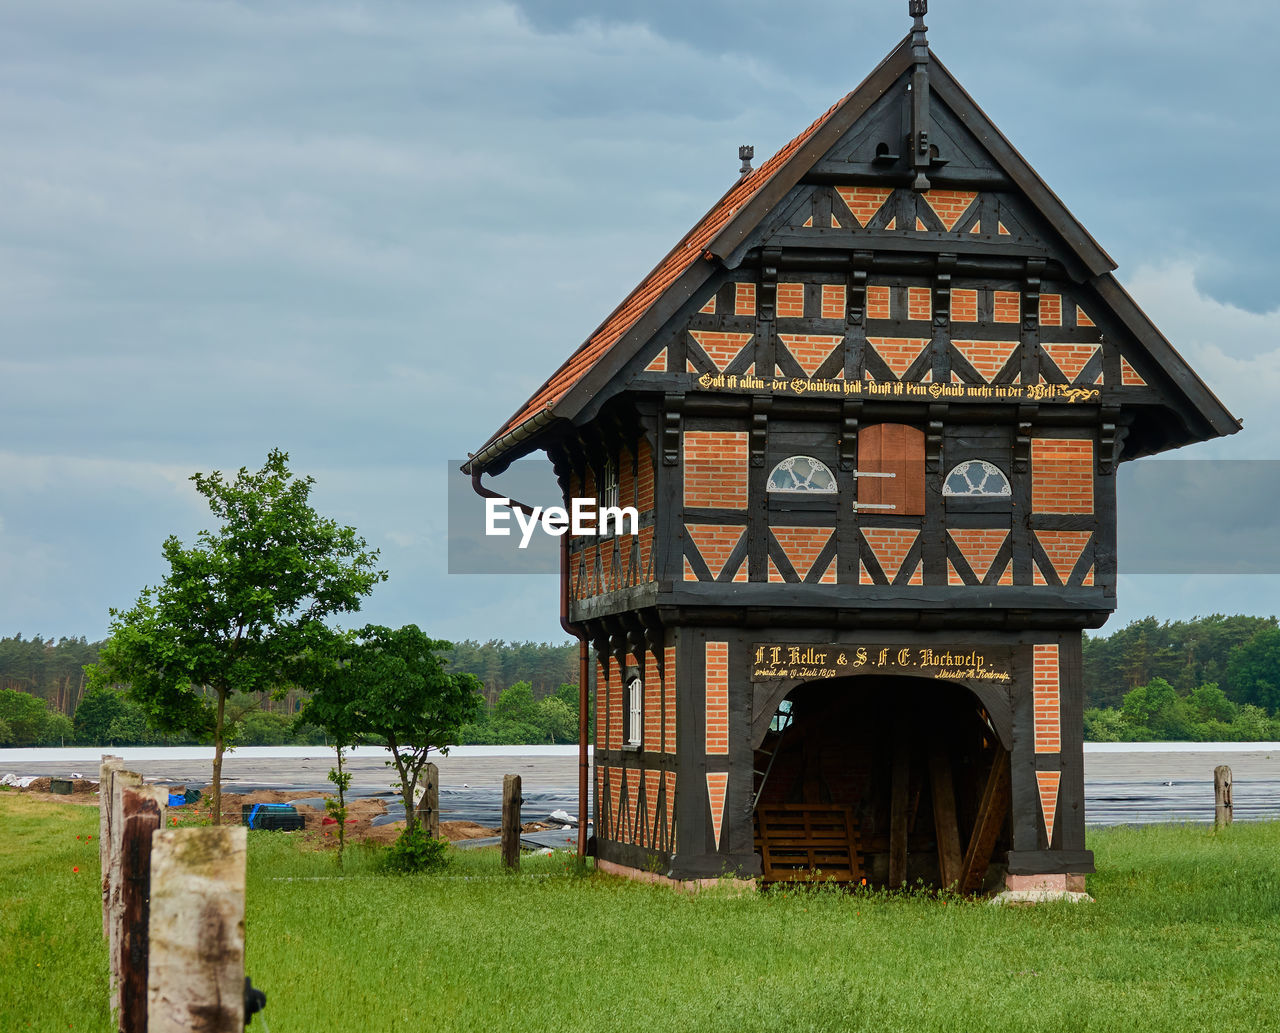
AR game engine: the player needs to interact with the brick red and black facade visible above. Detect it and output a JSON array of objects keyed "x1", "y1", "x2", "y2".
[{"x1": 466, "y1": 22, "x2": 1238, "y2": 890}]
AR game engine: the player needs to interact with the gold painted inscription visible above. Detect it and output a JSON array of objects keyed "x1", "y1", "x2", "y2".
[
  {"x1": 694, "y1": 372, "x2": 1099, "y2": 404},
  {"x1": 751, "y1": 643, "x2": 1014, "y2": 683}
]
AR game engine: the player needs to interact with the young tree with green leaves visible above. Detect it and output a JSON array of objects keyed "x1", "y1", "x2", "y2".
[
  {"x1": 304, "y1": 625, "x2": 483, "y2": 839},
  {"x1": 294, "y1": 641, "x2": 371, "y2": 865},
  {"x1": 86, "y1": 449, "x2": 386, "y2": 824}
]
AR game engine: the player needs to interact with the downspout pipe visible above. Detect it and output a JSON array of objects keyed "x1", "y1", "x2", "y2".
[
  {"x1": 469, "y1": 466, "x2": 592, "y2": 859},
  {"x1": 560, "y1": 537, "x2": 591, "y2": 859}
]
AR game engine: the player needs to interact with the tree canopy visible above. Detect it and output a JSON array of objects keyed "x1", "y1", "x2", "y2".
[
  {"x1": 1082, "y1": 615, "x2": 1277, "y2": 708},
  {"x1": 87, "y1": 449, "x2": 387, "y2": 822},
  {"x1": 299, "y1": 624, "x2": 484, "y2": 835}
]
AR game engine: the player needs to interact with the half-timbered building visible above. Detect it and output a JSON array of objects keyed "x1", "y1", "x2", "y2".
[{"x1": 464, "y1": 4, "x2": 1238, "y2": 894}]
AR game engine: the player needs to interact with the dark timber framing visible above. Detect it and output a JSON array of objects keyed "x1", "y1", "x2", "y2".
[{"x1": 464, "y1": 6, "x2": 1238, "y2": 893}]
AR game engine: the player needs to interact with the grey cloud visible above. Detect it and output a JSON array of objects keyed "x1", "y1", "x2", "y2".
[{"x1": 0, "y1": 0, "x2": 1276, "y2": 642}]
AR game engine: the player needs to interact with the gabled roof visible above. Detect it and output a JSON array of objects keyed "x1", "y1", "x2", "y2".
[
  {"x1": 463, "y1": 39, "x2": 909, "y2": 475},
  {"x1": 466, "y1": 34, "x2": 1238, "y2": 473},
  {"x1": 494, "y1": 92, "x2": 847, "y2": 437}
]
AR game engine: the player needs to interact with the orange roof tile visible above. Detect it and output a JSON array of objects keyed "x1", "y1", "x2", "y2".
[{"x1": 486, "y1": 93, "x2": 851, "y2": 446}]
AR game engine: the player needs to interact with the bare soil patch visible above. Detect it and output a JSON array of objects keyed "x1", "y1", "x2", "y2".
[
  {"x1": 9, "y1": 778, "x2": 101, "y2": 806},
  {"x1": 10, "y1": 783, "x2": 556, "y2": 848},
  {"x1": 441, "y1": 820, "x2": 499, "y2": 840}
]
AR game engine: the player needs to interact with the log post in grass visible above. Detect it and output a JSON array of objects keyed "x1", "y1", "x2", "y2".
[
  {"x1": 108, "y1": 770, "x2": 143, "y2": 1001},
  {"x1": 119, "y1": 787, "x2": 164, "y2": 1033},
  {"x1": 416, "y1": 762, "x2": 440, "y2": 839},
  {"x1": 148, "y1": 826, "x2": 247, "y2": 1033},
  {"x1": 1215, "y1": 765, "x2": 1233, "y2": 827},
  {"x1": 502, "y1": 774, "x2": 522, "y2": 871},
  {"x1": 99, "y1": 755, "x2": 123, "y2": 937}
]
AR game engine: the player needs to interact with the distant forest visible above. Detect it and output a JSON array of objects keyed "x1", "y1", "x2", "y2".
[
  {"x1": 0, "y1": 635, "x2": 580, "y2": 748},
  {"x1": 445, "y1": 639, "x2": 577, "y2": 706},
  {"x1": 1081, "y1": 615, "x2": 1280, "y2": 741},
  {"x1": 2, "y1": 619, "x2": 1279, "y2": 746}
]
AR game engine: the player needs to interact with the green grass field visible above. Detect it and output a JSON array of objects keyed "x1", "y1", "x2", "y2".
[{"x1": 4, "y1": 791, "x2": 1278, "y2": 1033}]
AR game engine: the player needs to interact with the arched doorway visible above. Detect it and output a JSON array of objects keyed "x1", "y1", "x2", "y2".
[{"x1": 752, "y1": 675, "x2": 1011, "y2": 890}]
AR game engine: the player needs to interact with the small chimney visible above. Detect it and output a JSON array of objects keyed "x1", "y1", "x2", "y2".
[{"x1": 739, "y1": 145, "x2": 754, "y2": 175}]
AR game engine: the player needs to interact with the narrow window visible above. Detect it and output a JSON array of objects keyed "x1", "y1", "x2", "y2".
[
  {"x1": 855, "y1": 424, "x2": 925, "y2": 515},
  {"x1": 599, "y1": 457, "x2": 620, "y2": 511},
  {"x1": 624, "y1": 667, "x2": 643, "y2": 748},
  {"x1": 943, "y1": 460, "x2": 1011, "y2": 498},
  {"x1": 766, "y1": 455, "x2": 837, "y2": 493}
]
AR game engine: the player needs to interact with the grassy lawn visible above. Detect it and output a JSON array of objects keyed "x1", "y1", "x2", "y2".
[{"x1": 4, "y1": 790, "x2": 1279, "y2": 1032}]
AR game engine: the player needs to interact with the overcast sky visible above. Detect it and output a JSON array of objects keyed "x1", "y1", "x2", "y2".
[{"x1": 1, "y1": 0, "x2": 1278, "y2": 645}]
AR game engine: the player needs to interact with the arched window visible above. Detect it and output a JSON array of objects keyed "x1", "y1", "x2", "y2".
[
  {"x1": 766, "y1": 456, "x2": 837, "y2": 494},
  {"x1": 943, "y1": 460, "x2": 1012, "y2": 497}
]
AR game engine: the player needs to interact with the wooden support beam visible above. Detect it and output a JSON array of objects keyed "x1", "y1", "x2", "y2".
[
  {"x1": 888, "y1": 727, "x2": 910, "y2": 888},
  {"x1": 119, "y1": 788, "x2": 163, "y2": 1033},
  {"x1": 148, "y1": 826, "x2": 247, "y2": 1033},
  {"x1": 928, "y1": 746, "x2": 963, "y2": 890},
  {"x1": 502, "y1": 774, "x2": 522, "y2": 871},
  {"x1": 959, "y1": 750, "x2": 1011, "y2": 893}
]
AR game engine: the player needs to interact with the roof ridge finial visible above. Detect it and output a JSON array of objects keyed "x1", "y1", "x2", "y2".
[
  {"x1": 909, "y1": 0, "x2": 928, "y2": 52},
  {"x1": 908, "y1": 0, "x2": 931, "y2": 191}
]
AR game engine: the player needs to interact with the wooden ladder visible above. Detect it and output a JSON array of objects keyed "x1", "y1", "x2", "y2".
[{"x1": 751, "y1": 703, "x2": 795, "y2": 811}]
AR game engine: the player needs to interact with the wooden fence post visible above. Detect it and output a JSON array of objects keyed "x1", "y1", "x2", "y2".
[
  {"x1": 1215, "y1": 765, "x2": 1233, "y2": 827},
  {"x1": 99, "y1": 755, "x2": 123, "y2": 937},
  {"x1": 119, "y1": 787, "x2": 164, "y2": 1033},
  {"x1": 109, "y1": 770, "x2": 144, "y2": 1001},
  {"x1": 502, "y1": 774, "x2": 522, "y2": 871},
  {"x1": 148, "y1": 826, "x2": 247, "y2": 1033},
  {"x1": 415, "y1": 762, "x2": 440, "y2": 839}
]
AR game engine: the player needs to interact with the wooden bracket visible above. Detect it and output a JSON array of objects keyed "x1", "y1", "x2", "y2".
[
  {"x1": 1022, "y1": 257, "x2": 1045, "y2": 332},
  {"x1": 933, "y1": 253, "x2": 955, "y2": 329},
  {"x1": 580, "y1": 422, "x2": 608, "y2": 473},
  {"x1": 750, "y1": 396, "x2": 772, "y2": 468},
  {"x1": 847, "y1": 250, "x2": 872, "y2": 326},
  {"x1": 840, "y1": 399, "x2": 862, "y2": 473},
  {"x1": 759, "y1": 247, "x2": 781, "y2": 321},
  {"x1": 560, "y1": 435, "x2": 590, "y2": 494},
  {"x1": 590, "y1": 635, "x2": 611, "y2": 673},
  {"x1": 926, "y1": 403, "x2": 946, "y2": 474},
  {"x1": 599, "y1": 615, "x2": 628, "y2": 665},
  {"x1": 639, "y1": 611, "x2": 663, "y2": 656},
  {"x1": 662, "y1": 394, "x2": 684, "y2": 467},
  {"x1": 1014, "y1": 404, "x2": 1038, "y2": 474},
  {"x1": 635, "y1": 407, "x2": 660, "y2": 463},
  {"x1": 546, "y1": 446, "x2": 574, "y2": 498},
  {"x1": 1098, "y1": 406, "x2": 1129, "y2": 474},
  {"x1": 621, "y1": 614, "x2": 647, "y2": 660},
  {"x1": 598, "y1": 410, "x2": 626, "y2": 460}
]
